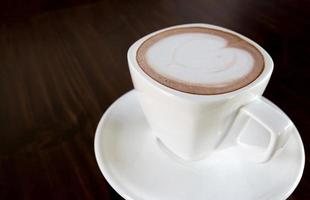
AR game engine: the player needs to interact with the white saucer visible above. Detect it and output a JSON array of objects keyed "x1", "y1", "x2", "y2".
[{"x1": 94, "y1": 90, "x2": 305, "y2": 200}]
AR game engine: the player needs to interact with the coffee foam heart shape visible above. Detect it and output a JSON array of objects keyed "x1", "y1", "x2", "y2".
[{"x1": 137, "y1": 27, "x2": 264, "y2": 95}]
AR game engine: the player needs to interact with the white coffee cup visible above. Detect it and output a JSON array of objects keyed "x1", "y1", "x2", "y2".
[{"x1": 127, "y1": 24, "x2": 293, "y2": 163}]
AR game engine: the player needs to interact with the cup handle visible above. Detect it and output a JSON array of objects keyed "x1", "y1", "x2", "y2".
[{"x1": 228, "y1": 98, "x2": 293, "y2": 163}]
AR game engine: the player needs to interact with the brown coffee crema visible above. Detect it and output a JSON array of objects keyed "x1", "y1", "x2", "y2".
[{"x1": 136, "y1": 27, "x2": 264, "y2": 95}]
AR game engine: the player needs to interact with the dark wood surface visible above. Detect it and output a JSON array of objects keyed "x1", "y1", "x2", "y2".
[{"x1": 0, "y1": 0, "x2": 309, "y2": 199}]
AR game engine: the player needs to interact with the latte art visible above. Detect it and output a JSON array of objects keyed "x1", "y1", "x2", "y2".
[{"x1": 137, "y1": 27, "x2": 264, "y2": 94}]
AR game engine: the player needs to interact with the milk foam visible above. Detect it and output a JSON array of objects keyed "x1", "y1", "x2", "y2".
[{"x1": 145, "y1": 33, "x2": 255, "y2": 85}]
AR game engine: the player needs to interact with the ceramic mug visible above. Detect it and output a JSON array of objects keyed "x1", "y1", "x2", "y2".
[{"x1": 127, "y1": 24, "x2": 293, "y2": 162}]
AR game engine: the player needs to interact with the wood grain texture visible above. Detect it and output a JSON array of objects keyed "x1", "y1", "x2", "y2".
[{"x1": 0, "y1": 0, "x2": 309, "y2": 199}]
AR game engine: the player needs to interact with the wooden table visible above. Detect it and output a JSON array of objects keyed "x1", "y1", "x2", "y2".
[{"x1": 0, "y1": 0, "x2": 309, "y2": 199}]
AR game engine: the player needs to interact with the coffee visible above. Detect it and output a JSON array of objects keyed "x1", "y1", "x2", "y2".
[{"x1": 136, "y1": 27, "x2": 264, "y2": 95}]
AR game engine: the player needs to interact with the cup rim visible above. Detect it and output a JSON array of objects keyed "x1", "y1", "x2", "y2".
[{"x1": 127, "y1": 23, "x2": 273, "y2": 101}]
